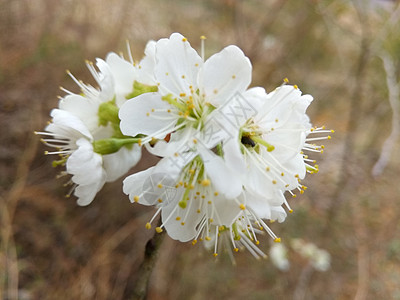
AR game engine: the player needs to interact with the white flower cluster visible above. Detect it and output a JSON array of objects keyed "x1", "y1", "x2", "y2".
[
  {"x1": 269, "y1": 239, "x2": 331, "y2": 271},
  {"x1": 38, "y1": 33, "x2": 332, "y2": 258}
]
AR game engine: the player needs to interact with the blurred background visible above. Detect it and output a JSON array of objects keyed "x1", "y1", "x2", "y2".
[{"x1": 1, "y1": 0, "x2": 400, "y2": 299}]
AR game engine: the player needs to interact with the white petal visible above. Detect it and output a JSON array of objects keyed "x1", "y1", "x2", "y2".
[
  {"x1": 59, "y1": 95, "x2": 100, "y2": 133},
  {"x1": 136, "y1": 40, "x2": 157, "y2": 86},
  {"x1": 75, "y1": 180, "x2": 105, "y2": 206},
  {"x1": 123, "y1": 164, "x2": 179, "y2": 206},
  {"x1": 154, "y1": 33, "x2": 203, "y2": 97},
  {"x1": 102, "y1": 145, "x2": 142, "y2": 182},
  {"x1": 222, "y1": 129, "x2": 246, "y2": 175},
  {"x1": 95, "y1": 58, "x2": 115, "y2": 103},
  {"x1": 122, "y1": 167, "x2": 156, "y2": 205},
  {"x1": 106, "y1": 52, "x2": 137, "y2": 106},
  {"x1": 119, "y1": 93, "x2": 176, "y2": 138},
  {"x1": 271, "y1": 205, "x2": 287, "y2": 223},
  {"x1": 199, "y1": 45, "x2": 252, "y2": 107},
  {"x1": 161, "y1": 190, "x2": 203, "y2": 242},
  {"x1": 212, "y1": 87, "x2": 259, "y2": 130},
  {"x1": 198, "y1": 145, "x2": 242, "y2": 198},
  {"x1": 145, "y1": 127, "x2": 194, "y2": 158},
  {"x1": 66, "y1": 139, "x2": 104, "y2": 186},
  {"x1": 211, "y1": 195, "x2": 242, "y2": 226},
  {"x1": 46, "y1": 109, "x2": 92, "y2": 141},
  {"x1": 266, "y1": 125, "x2": 306, "y2": 163}
]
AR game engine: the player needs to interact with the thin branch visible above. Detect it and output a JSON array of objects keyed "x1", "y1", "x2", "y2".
[
  {"x1": 293, "y1": 263, "x2": 314, "y2": 300},
  {"x1": 323, "y1": 2, "x2": 371, "y2": 228},
  {"x1": 131, "y1": 219, "x2": 166, "y2": 300},
  {"x1": 371, "y1": 53, "x2": 400, "y2": 177}
]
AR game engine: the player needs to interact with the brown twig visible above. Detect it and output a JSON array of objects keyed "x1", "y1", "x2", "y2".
[
  {"x1": 323, "y1": 1, "x2": 371, "y2": 231},
  {"x1": 131, "y1": 219, "x2": 166, "y2": 300}
]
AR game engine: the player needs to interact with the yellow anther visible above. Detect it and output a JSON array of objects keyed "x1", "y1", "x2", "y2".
[
  {"x1": 179, "y1": 93, "x2": 186, "y2": 97},
  {"x1": 181, "y1": 222, "x2": 185, "y2": 226},
  {"x1": 213, "y1": 253, "x2": 218, "y2": 257},
  {"x1": 283, "y1": 77, "x2": 289, "y2": 83},
  {"x1": 133, "y1": 195, "x2": 139, "y2": 202},
  {"x1": 256, "y1": 240, "x2": 260, "y2": 245},
  {"x1": 176, "y1": 217, "x2": 181, "y2": 221},
  {"x1": 208, "y1": 200, "x2": 212, "y2": 204},
  {"x1": 193, "y1": 139, "x2": 197, "y2": 144},
  {"x1": 213, "y1": 89, "x2": 218, "y2": 94},
  {"x1": 234, "y1": 248, "x2": 239, "y2": 252},
  {"x1": 281, "y1": 172, "x2": 284, "y2": 176},
  {"x1": 181, "y1": 75, "x2": 185, "y2": 79},
  {"x1": 270, "y1": 220, "x2": 275, "y2": 223},
  {"x1": 205, "y1": 236, "x2": 211, "y2": 241},
  {"x1": 232, "y1": 75, "x2": 236, "y2": 79},
  {"x1": 145, "y1": 222, "x2": 151, "y2": 229},
  {"x1": 292, "y1": 194, "x2": 297, "y2": 198},
  {"x1": 289, "y1": 209, "x2": 294, "y2": 213},
  {"x1": 138, "y1": 139, "x2": 142, "y2": 147},
  {"x1": 158, "y1": 198, "x2": 163, "y2": 203},
  {"x1": 322, "y1": 125, "x2": 326, "y2": 129},
  {"x1": 146, "y1": 112, "x2": 150, "y2": 116},
  {"x1": 294, "y1": 85, "x2": 298, "y2": 89},
  {"x1": 182, "y1": 38, "x2": 187, "y2": 42},
  {"x1": 214, "y1": 192, "x2": 219, "y2": 196},
  {"x1": 274, "y1": 237, "x2": 281, "y2": 243},
  {"x1": 200, "y1": 35, "x2": 206, "y2": 40},
  {"x1": 239, "y1": 204, "x2": 246, "y2": 210},
  {"x1": 155, "y1": 227, "x2": 163, "y2": 233},
  {"x1": 189, "y1": 169, "x2": 195, "y2": 174},
  {"x1": 266, "y1": 167, "x2": 270, "y2": 171},
  {"x1": 192, "y1": 240, "x2": 197, "y2": 245},
  {"x1": 201, "y1": 179, "x2": 210, "y2": 186},
  {"x1": 197, "y1": 209, "x2": 201, "y2": 213},
  {"x1": 151, "y1": 108, "x2": 155, "y2": 112},
  {"x1": 328, "y1": 135, "x2": 331, "y2": 140},
  {"x1": 210, "y1": 218, "x2": 214, "y2": 223},
  {"x1": 189, "y1": 184, "x2": 195, "y2": 189},
  {"x1": 275, "y1": 118, "x2": 279, "y2": 123},
  {"x1": 331, "y1": 129, "x2": 335, "y2": 133},
  {"x1": 300, "y1": 190, "x2": 304, "y2": 194},
  {"x1": 157, "y1": 183, "x2": 163, "y2": 188},
  {"x1": 272, "y1": 180, "x2": 277, "y2": 184}
]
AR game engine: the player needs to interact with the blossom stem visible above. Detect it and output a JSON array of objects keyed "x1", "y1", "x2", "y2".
[
  {"x1": 132, "y1": 218, "x2": 166, "y2": 300},
  {"x1": 93, "y1": 137, "x2": 142, "y2": 155}
]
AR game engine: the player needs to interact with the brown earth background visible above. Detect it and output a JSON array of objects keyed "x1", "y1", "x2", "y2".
[{"x1": 1, "y1": 0, "x2": 400, "y2": 299}]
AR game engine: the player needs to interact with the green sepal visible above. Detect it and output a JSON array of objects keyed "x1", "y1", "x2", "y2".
[
  {"x1": 125, "y1": 81, "x2": 158, "y2": 99},
  {"x1": 98, "y1": 99, "x2": 119, "y2": 127},
  {"x1": 93, "y1": 137, "x2": 141, "y2": 155}
]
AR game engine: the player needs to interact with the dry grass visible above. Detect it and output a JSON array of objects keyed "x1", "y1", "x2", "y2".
[{"x1": 1, "y1": 0, "x2": 400, "y2": 299}]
